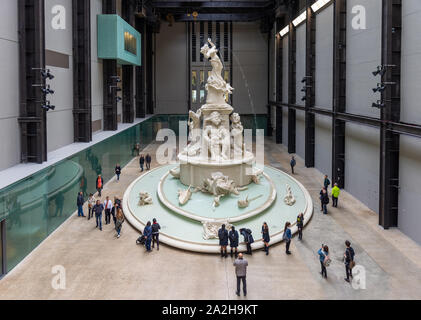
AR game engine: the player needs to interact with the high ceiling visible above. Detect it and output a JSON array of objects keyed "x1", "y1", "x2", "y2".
[{"x1": 137, "y1": 0, "x2": 293, "y2": 22}]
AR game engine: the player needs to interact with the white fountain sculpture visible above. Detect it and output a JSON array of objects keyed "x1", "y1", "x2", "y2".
[
  {"x1": 202, "y1": 221, "x2": 233, "y2": 240},
  {"x1": 138, "y1": 192, "x2": 153, "y2": 206},
  {"x1": 284, "y1": 184, "x2": 296, "y2": 206},
  {"x1": 178, "y1": 38, "x2": 255, "y2": 191}
]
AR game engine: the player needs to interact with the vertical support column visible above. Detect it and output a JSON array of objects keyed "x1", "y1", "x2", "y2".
[
  {"x1": 145, "y1": 22, "x2": 154, "y2": 115},
  {"x1": 305, "y1": 0, "x2": 316, "y2": 167},
  {"x1": 72, "y1": 0, "x2": 92, "y2": 142},
  {"x1": 135, "y1": 17, "x2": 146, "y2": 118},
  {"x1": 379, "y1": 0, "x2": 401, "y2": 229},
  {"x1": 288, "y1": 7, "x2": 297, "y2": 154},
  {"x1": 275, "y1": 17, "x2": 283, "y2": 144},
  {"x1": 332, "y1": 0, "x2": 346, "y2": 188},
  {"x1": 18, "y1": 0, "x2": 47, "y2": 164},
  {"x1": 102, "y1": 0, "x2": 118, "y2": 131},
  {"x1": 122, "y1": 0, "x2": 135, "y2": 123}
]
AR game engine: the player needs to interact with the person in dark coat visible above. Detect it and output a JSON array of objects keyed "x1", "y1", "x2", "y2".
[
  {"x1": 92, "y1": 200, "x2": 104, "y2": 231},
  {"x1": 96, "y1": 175, "x2": 104, "y2": 197},
  {"x1": 152, "y1": 218, "x2": 161, "y2": 251},
  {"x1": 261, "y1": 222, "x2": 270, "y2": 255},
  {"x1": 297, "y1": 213, "x2": 304, "y2": 240},
  {"x1": 290, "y1": 156, "x2": 296, "y2": 174},
  {"x1": 228, "y1": 226, "x2": 239, "y2": 258},
  {"x1": 143, "y1": 221, "x2": 153, "y2": 252},
  {"x1": 139, "y1": 155, "x2": 145, "y2": 172},
  {"x1": 320, "y1": 188, "x2": 329, "y2": 215},
  {"x1": 146, "y1": 154, "x2": 152, "y2": 170},
  {"x1": 111, "y1": 203, "x2": 119, "y2": 226},
  {"x1": 77, "y1": 192, "x2": 85, "y2": 217},
  {"x1": 240, "y1": 228, "x2": 254, "y2": 255},
  {"x1": 218, "y1": 224, "x2": 229, "y2": 258},
  {"x1": 323, "y1": 175, "x2": 331, "y2": 190},
  {"x1": 344, "y1": 240, "x2": 355, "y2": 283},
  {"x1": 283, "y1": 222, "x2": 292, "y2": 255},
  {"x1": 115, "y1": 164, "x2": 121, "y2": 181}
]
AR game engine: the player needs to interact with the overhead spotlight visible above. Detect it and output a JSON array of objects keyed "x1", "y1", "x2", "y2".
[
  {"x1": 116, "y1": 96, "x2": 122, "y2": 103},
  {"x1": 111, "y1": 76, "x2": 121, "y2": 83},
  {"x1": 41, "y1": 101, "x2": 55, "y2": 111},
  {"x1": 41, "y1": 69, "x2": 55, "y2": 80},
  {"x1": 115, "y1": 87, "x2": 122, "y2": 92},
  {"x1": 301, "y1": 76, "x2": 312, "y2": 83},
  {"x1": 372, "y1": 83, "x2": 386, "y2": 93},
  {"x1": 372, "y1": 66, "x2": 386, "y2": 77},
  {"x1": 301, "y1": 96, "x2": 307, "y2": 102},
  {"x1": 301, "y1": 88, "x2": 307, "y2": 92},
  {"x1": 371, "y1": 100, "x2": 385, "y2": 109}
]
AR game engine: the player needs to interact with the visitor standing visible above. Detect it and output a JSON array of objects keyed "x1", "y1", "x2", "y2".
[
  {"x1": 139, "y1": 155, "x2": 145, "y2": 172},
  {"x1": 297, "y1": 213, "x2": 304, "y2": 240},
  {"x1": 96, "y1": 174, "x2": 104, "y2": 197},
  {"x1": 218, "y1": 224, "x2": 229, "y2": 258},
  {"x1": 143, "y1": 221, "x2": 153, "y2": 252},
  {"x1": 344, "y1": 240, "x2": 355, "y2": 283},
  {"x1": 228, "y1": 226, "x2": 239, "y2": 258},
  {"x1": 261, "y1": 222, "x2": 270, "y2": 255},
  {"x1": 115, "y1": 208, "x2": 125, "y2": 238},
  {"x1": 93, "y1": 200, "x2": 104, "y2": 231},
  {"x1": 233, "y1": 253, "x2": 248, "y2": 297},
  {"x1": 290, "y1": 156, "x2": 296, "y2": 174},
  {"x1": 320, "y1": 188, "x2": 329, "y2": 214},
  {"x1": 283, "y1": 222, "x2": 292, "y2": 255},
  {"x1": 323, "y1": 175, "x2": 331, "y2": 190},
  {"x1": 103, "y1": 196, "x2": 113, "y2": 225},
  {"x1": 114, "y1": 197, "x2": 122, "y2": 209},
  {"x1": 115, "y1": 164, "x2": 121, "y2": 182},
  {"x1": 76, "y1": 192, "x2": 85, "y2": 217},
  {"x1": 240, "y1": 228, "x2": 254, "y2": 255},
  {"x1": 318, "y1": 245, "x2": 330, "y2": 279},
  {"x1": 88, "y1": 193, "x2": 96, "y2": 220},
  {"x1": 331, "y1": 183, "x2": 340, "y2": 208},
  {"x1": 111, "y1": 202, "x2": 119, "y2": 225},
  {"x1": 152, "y1": 218, "x2": 161, "y2": 250},
  {"x1": 146, "y1": 154, "x2": 152, "y2": 170}
]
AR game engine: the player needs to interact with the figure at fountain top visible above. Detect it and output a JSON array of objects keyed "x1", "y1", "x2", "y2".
[{"x1": 201, "y1": 38, "x2": 234, "y2": 109}]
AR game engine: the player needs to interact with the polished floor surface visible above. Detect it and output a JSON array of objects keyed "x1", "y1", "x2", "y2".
[{"x1": 1, "y1": 138, "x2": 421, "y2": 300}]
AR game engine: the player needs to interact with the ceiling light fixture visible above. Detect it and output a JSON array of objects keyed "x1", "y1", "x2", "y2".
[
  {"x1": 292, "y1": 11, "x2": 307, "y2": 27},
  {"x1": 311, "y1": 0, "x2": 332, "y2": 13},
  {"x1": 279, "y1": 25, "x2": 289, "y2": 37}
]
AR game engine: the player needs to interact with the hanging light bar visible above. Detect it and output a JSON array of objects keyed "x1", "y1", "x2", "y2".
[
  {"x1": 311, "y1": 0, "x2": 332, "y2": 13},
  {"x1": 292, "y1": 10, "x2": 307, "y2": 27},
  {"x1": 279, "y1": 25, "x2": 289, "y2": 37}
]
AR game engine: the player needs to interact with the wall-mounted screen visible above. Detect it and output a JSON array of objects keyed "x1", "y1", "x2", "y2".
[{"x1": 124, "y1": 31, "x2": 137, "y2": 55}]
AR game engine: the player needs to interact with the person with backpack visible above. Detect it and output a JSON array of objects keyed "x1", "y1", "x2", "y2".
[
  {"x1": 240, "y1": 228, "x2": 254, "y2": 255},
  {"x1": 228, "y1": 226, "x2": 239, "y2": 258},
  {"x1": 290, "y1": 156, "x2": 296, "y2": 174},
  {"x1": 297, "y1": 213, "x2": 304, "y2": 240},
  {"x1": 318, "y1": 245, "x2": 330, "y2": 279},
  {"x1": 218, "y1": 224, "x2": 229, "y2": 258},
  {"x1": 152, "y1": 218, "x2": 161, "y2": 251},
  {"x1": 323, "y1": 175, "x2": 331, "y2": 190},
  {"x1": 283, "y1": 222, "x2": 292, "y2": 255},
  {"x1": 261, "y1": 222, "x2": 270, "y2": 256},
  {"x1": 320, "y1": 188, "x2": 329, "y2": 215},
  {"x1": 344, "y1": 240, "x2": 355, "y2": 283}
]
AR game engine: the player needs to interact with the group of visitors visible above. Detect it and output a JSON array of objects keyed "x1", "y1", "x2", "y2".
[
  {"x1": 140, "y1": 219, "x2": 161, "y2": 252},
  {"x1": 319, "y1": 174, "x2": 341, "y2": 214},
  {"x1": 317, "y1": 240, "x2": 355, "y2": 282}
]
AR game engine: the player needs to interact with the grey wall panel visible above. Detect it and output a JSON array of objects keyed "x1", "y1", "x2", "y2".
[
  {"x1": 282, "y1": 36, "x2": 289, "y2": 104},
  {"x1": 0, "y1": 0, "x2": 20, "y2": 170},
  {"x1": 345, "y1": 123, "x2": 380, "y2": 213},
  {"x1": 399, "y1": 135, "x2": 421, "y2": 244},
  {"x1": 315, "y1": 4, "x2": 333, "y2": 109},
  {"x1": 282, "y1": 108, "x2": 288, "y2": 147},
  {"x1": 91, "y1": 0, "x2": 104, "y2": 129},
  {"x1": 232, "y1": 22, "x2": 268, "y2": 114},
  {"x1": 269, "y1": 27, "x2": 276, "y2": 102},
  {"x1": 155, "y1": 22, "x2": 188, "y2": 114},
  {"x1": 401, "y1": 1, "x2": 421, "y2": 125},
  {"x1": 315, "y1": 114, "x2": 332, "y2": 177},
  {"x1": 295, "y1": 24, "x2": 306, "y2": 106},
  {"x1": 296, "y1": 110, "x2": 305, "y2": 159},
  {"x1": 346, "y1": 0, "x2": 382, "y2": 118},
  {"x1": 45, "y1": 0, "x2": 74, "y2": 152}
]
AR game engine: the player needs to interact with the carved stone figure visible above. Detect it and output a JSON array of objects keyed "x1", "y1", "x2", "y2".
[
  {"x1": 178, "y1": 186, "x2": 193, "y2": 206},
  {"x1": 237, "y1": 195, "x2": 263, "y2": 209},
  {"x1": 169, "y1": 167, "x2": 180, "y2": 179},
  {"x1": 284, "y1": 184, "x2": 296, "y2": 206},
  {"x1": 202, "y1": 221, "x2": 233, "y2": 240},
  {"x1": 138, "y1": 192, "x2": 153, "y2": 206},
  {"x1": 183, "y1": 109, "x2": 203, "y2": 156},
  {"x1": 231, "y1": 113, "x2": 244, "y2": 157},
  {"x1": 250, "y1": 168, "x2": 264, "y2": 185}
]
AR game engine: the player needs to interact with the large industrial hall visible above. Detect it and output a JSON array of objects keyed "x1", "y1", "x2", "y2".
[{"x1": 0, "y1": 0, "x2": 420, "y2": 302}]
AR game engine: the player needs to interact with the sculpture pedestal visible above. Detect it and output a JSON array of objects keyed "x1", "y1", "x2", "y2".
[{"x1": 178, "y1": 153, "x2": 255, "y2": 188}]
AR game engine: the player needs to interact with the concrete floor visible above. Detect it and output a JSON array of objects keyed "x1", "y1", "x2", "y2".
[{"x1": 1, "y1": 138, "x2": 421, "y2": 300}]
